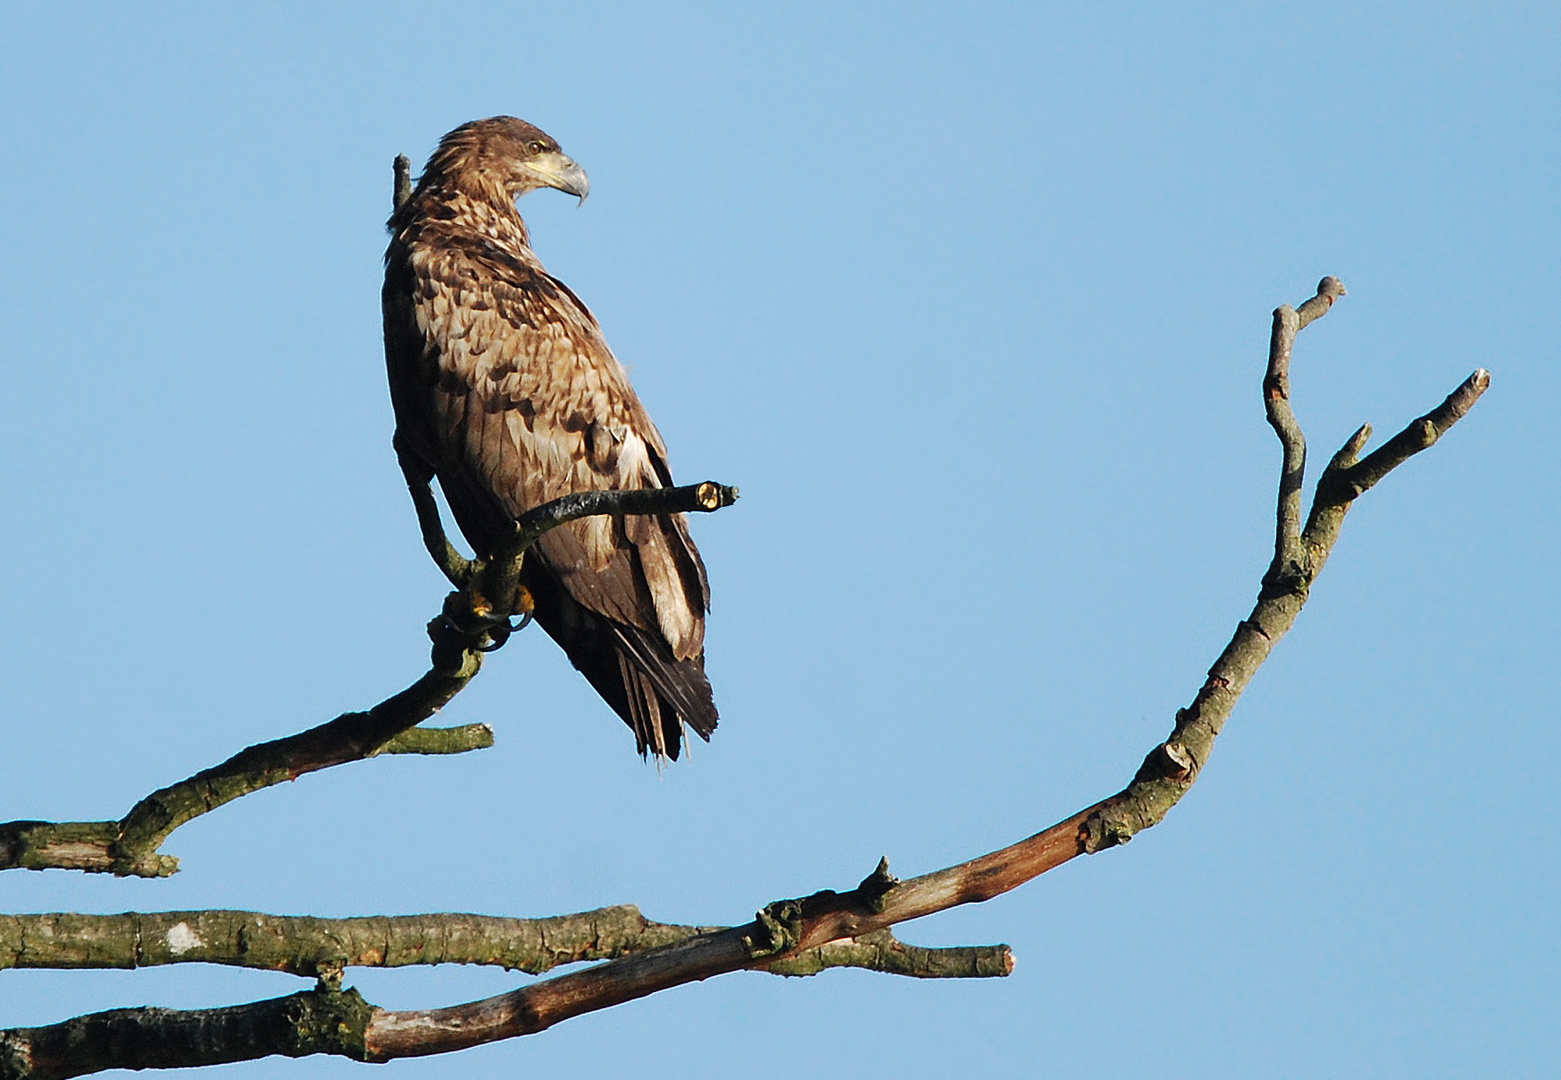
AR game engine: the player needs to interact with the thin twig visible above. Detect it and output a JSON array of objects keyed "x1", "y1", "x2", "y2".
[
  {"x1": 397, "y1": 448, "x2": 472, "y2": 588},
  {"x1": 1263, "y1": 276, "x2": 1346, "y2": 581},
  {"x1": 1306, "y1": 368, "x2": 1491, "y2": 544}
]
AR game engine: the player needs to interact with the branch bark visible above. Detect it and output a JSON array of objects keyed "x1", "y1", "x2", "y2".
[
  {"x1": 0, "y1": 669, "x2": 481, "y2": 879},
  {"x1": 0, "y1": 908, "x2": 1005, "y2": 983}
]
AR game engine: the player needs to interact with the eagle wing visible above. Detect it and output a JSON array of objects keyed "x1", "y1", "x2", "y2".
[{"x1": 384, "y1": 229, "x2": 715, "y2": 757}]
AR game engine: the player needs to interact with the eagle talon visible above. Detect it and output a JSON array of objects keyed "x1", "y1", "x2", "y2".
[
  {"x1": 473, "y1": 612, "x2": 531, "y2": 653},
  {"x1": 475, "y1": 620, "x2": 511, "y2": 652}
]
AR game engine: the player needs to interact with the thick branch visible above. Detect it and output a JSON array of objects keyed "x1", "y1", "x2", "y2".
[
  {"x1": 0, "y1": 920, "x2": 1000, "y2": 1079},
  {"x1": 0, "y1": 908, "x2": 1001, "y2": 984},
  {"x1": 1, "y1": 991, "x2": 377, "y2": 1080}
]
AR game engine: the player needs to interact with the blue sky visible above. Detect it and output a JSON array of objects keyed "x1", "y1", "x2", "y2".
[{"x1": 1, "y1": 3, "x2": 1556, "y2": 1077}]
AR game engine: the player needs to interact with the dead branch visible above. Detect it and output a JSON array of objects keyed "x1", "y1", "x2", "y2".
[
  {"x1": 0, "y1": 278, "x2": 1491, "y2": 1077},
  {"x1": 0, "y1": 482, "x2": 737, "y2": 879},
  {"x1": 0, "y1": 908, "x2": 1004, "y2": 983}
]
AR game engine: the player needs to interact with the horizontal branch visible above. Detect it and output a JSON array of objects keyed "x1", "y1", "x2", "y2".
[
  {"x1": 371, "y1": 723, "x2": 494, "y2": 756},
  {"x1": 0, "y1": 907, "x2": 1004, "y2": 984},
  {"x1": 463, "y1": 482, "x2": 739, "y2": 633},
  {"x1": 515, "y1": 482, "x2": 739, "y2": 541},
  {"x1": 0, "y1": 907, "x2": 711, "y2": 979},
  {"x1": 0, "y1": 915, "x2": 1002, "y2": 1078},
  {"x1": 1, "y1": 991, "x2": 378, "y2": 1079}
]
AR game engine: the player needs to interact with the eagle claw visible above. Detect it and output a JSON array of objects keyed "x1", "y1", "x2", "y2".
[{"x1": 473, "y1": 612, "x2": 533, "y2": 652}]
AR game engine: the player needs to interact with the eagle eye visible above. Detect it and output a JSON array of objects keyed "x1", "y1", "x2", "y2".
[{"x1": 526, "y1": 140, "x2": 547, "y2": 155}]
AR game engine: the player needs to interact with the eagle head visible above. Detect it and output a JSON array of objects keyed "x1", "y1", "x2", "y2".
[{"x1": 425, "y1": 116, "x2": 590, "y2": 204}]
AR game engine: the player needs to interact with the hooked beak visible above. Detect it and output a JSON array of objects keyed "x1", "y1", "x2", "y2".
[{"x1": 529, "y1": 150, "x2": 590, "y2": 203}]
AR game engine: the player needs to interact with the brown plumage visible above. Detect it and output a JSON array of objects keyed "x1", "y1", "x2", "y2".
[{"x1": 382, "y1": 117, "x2": 717, "y2": 759}]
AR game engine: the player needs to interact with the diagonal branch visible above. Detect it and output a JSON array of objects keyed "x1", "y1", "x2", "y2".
[
  {"x1": 1304, "y1": 368, "x2": 1491, "y2": 556},
  {"x1": 0, "y1": 664, "x2": 483, "y2": 879},
  {"x1": 0, "y1": 483, "x2": 738, "y2": 879}
]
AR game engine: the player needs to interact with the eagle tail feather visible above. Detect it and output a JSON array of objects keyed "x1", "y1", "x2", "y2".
[
  {"x1": 608, "y1": 621, "x2": 717, "y2": 744},
  {"x1": 519, "y1": 560, "x2": 716, "y2": 759}
]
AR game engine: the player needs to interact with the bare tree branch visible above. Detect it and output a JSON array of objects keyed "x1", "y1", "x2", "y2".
[
  {"x1": 0, "y1": 665, "x2": 481, "y2": 879},
  {"x1": 371, "y1": 723, "x2": 494, "y2": 756},
  {"x1": 0, "y1": 279, "x2": 1489, "y2": 1077},
  {"x1": 464, "y1": 481, "x2": 740, "y2": 633},
  {"x1": 0, "y1": 483, "x2": 738, "y2": 878},
  {"x1": 0, "y1": 908, "x2": 1004, "y2": 983},
  {"x1": 1264, "y1": 275, "x2": 1346, "y2": 566},
  {"x1": 1305, "y1": 368, "x2": 1491, "y2": 548},
  {"x1": 396, "y1": 448, "x2": 472, "y2": 588},
  {"x1": 392, "y1": 153, "x2": 412, "y2": 214}
]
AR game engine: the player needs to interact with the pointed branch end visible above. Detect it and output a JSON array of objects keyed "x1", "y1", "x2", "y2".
[
  {"x1": 392, "y1": 154, "x2": 413, "y2": 214},
  {"x1": 1325, "y1": 422, "x2": 1373, "y2": 473},
  {"x1": 373, "y1": 723, "x2": 496, "y2": 756},
  {"x1": 856, "y1": 856, "x2": 900, "y2": 913},
  {"x1": 1295, "y1": 275, "x2": 1347, "y2": 329},
  {"x1": 113, "y1": 851, "x2": 181, "y2": 879}
]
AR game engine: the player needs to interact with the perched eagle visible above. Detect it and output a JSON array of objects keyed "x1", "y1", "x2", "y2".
[{"x1": 382, "y1": 117, "x2": 717, "y2": 760}]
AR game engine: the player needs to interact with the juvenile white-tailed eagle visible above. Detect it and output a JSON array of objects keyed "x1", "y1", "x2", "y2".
[{"x1": 382, "y1": 117, "x2": 716, "y2": 760}]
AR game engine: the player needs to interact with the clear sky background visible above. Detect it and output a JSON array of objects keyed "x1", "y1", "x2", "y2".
[{"x1": 1, "y1": 3, "x2": 1556, "y2": 1077}]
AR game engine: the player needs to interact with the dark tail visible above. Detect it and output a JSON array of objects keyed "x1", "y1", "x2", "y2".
[{"x1": 523, "y1": 561, "x2": 718, "y2": 760}]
